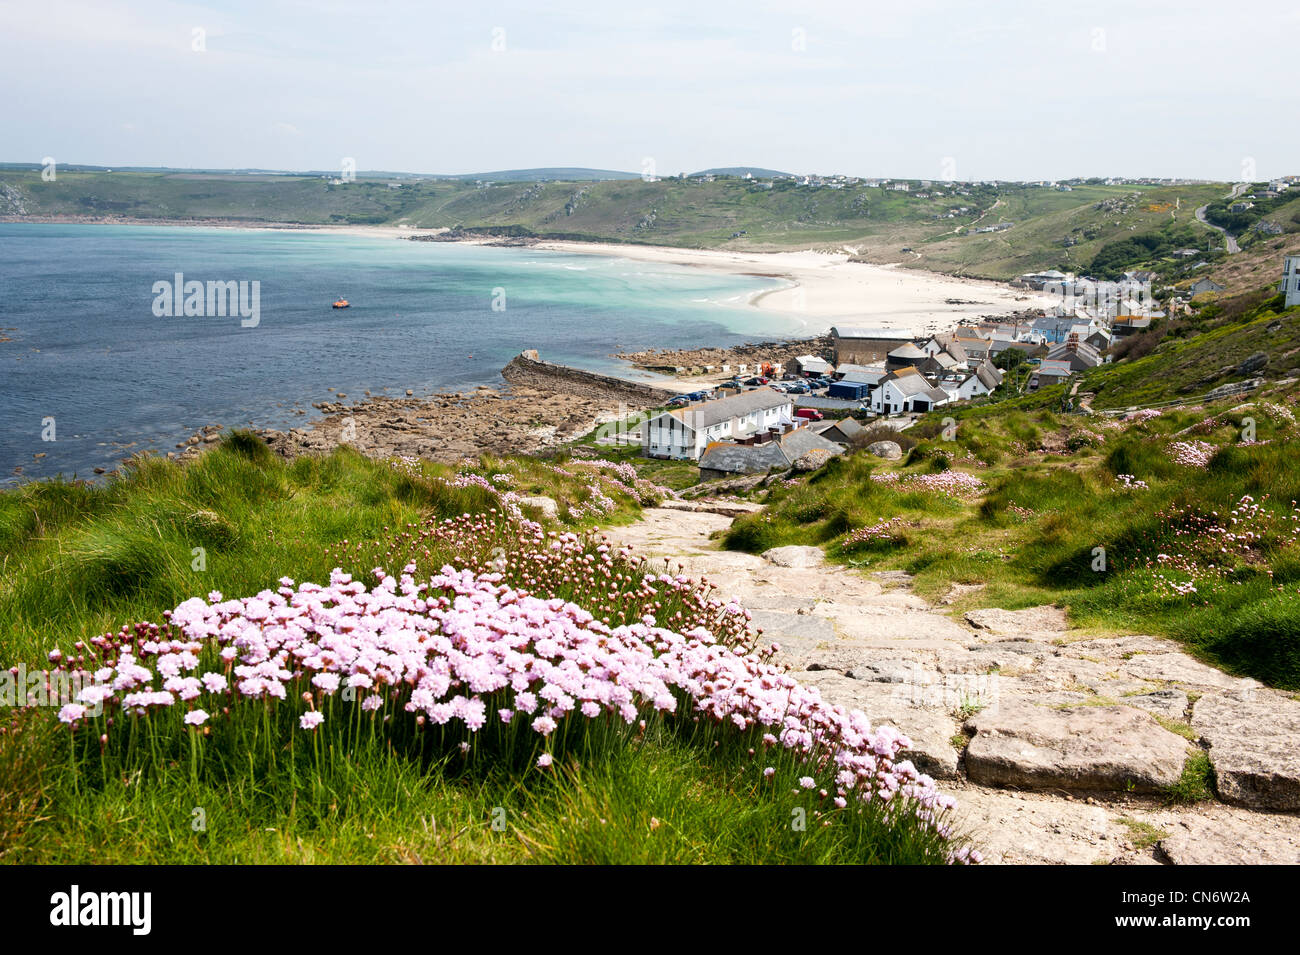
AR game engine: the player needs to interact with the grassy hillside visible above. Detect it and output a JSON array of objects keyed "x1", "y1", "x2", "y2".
[
  {"x1": 8, "y1": 169, "x2": 1281, "y2": 283},
  {"x1": 0, "y1": 437, "x2": 959, "y2": 864},
  {"x1": 720, "y1": 381, "x2": 1300, "y2": 692},
  {"x1": 1083, "y1": 293, "x2": 1300, "y2": 409}
]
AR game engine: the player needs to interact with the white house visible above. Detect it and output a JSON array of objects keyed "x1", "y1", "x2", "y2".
[
  {"x1": 1282, "y1": 256, "x2": 1300, "y2": 308},
  {"x1": 942, "y1": 360, "x2": 1004, "y2": 401},
  {"x1": 642, "y1": 388, "x2": 794, "y2": 460},
  {"x1": 872, "y1": 371, "x2": 951, "y2": 415}
]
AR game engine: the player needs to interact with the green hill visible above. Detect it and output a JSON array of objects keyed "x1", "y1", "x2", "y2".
[{"x1": 6, "y1": 169, "x2": 1282, "y2": 283}]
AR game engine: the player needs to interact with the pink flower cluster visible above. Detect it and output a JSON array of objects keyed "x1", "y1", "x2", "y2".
[
  {"x1": 1168, "y1": 440, "x2": 1216, "y2": 469},
  {"x1": 43, "y1": 565, "x2": 962, "y2": 847},
  {"x1": 841, "y1": 517, "x2": 912, "y2": 549},
  {"x1": 1122, "y1": 408, "x2": 1163, "y2": 423},
  {"x1": 1137, "y1": 494, "x2": 1300, "y2": 597},
  {"x1": 871, "y1": 470, "x2": 986, "y2": 497}
]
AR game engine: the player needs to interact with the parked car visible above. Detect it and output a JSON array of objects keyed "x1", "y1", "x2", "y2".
[
  {"x1": 743, "y1": 376, "x2": 769, "y2": 386},
  {"x1": 787, "y1": 382, "x2": 810, "y2": 394},
  {"x1": 794, "y1": 408, "x2": 824, "y2": 421},
  {"x1": 666, "y1": 395, "x2": 690, "y2": 407}
]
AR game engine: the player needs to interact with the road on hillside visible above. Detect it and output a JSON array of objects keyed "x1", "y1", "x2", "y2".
[{"x1": 1195, "y1": 182, "x2": 1250, "y2": 254}]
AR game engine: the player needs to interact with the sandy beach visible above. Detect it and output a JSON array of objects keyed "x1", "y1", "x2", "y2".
[{"x1": 531, "y1": 239, "x2": 1052, "y2": 335}]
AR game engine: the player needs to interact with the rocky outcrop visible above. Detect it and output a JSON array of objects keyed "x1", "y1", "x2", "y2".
[
  {"x1": 866, "y1": 440, "x2": 902, "y2": 460},
  {"x1": 502, "y1": 351, "x2": 677, "y2": 403}
]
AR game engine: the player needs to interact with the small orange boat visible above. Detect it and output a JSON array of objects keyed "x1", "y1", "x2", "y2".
[{"x1": 332, "y1": 298, "x2": 350, "y2": 309}]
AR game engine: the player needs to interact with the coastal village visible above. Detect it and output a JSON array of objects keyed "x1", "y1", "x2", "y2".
[{"x1": 623, "y1": 253, "x2": 1300, "y2": 484}]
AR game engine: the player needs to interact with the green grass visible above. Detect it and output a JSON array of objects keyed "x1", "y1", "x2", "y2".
[
  {"x1": 1, "y1": 708, "x2": 953, "y2": 864},
  {"x1": 721, "y1": 377, "x2": 1300, "y2": 690},
  {"x1": 1163, "y1": 752, "x2": 1215, "y2": 805},
  {"x1": 0, "y1": 435, "x2": 957, "y2": 864},
  {"x1": 1115, "y1": 816, "x2": 1170, "y2": 851}
]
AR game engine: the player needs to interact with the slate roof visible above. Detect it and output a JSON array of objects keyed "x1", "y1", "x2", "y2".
[
  {"x1": 888, "y1": 343, "x2": 928, "y2": 360},
  {"x1": 974, "y1": 362, "x2": 1003, "y2": 391},
  {"x1": 1036, "y1": 359, "x2": 1073, "y2": 377},
  {"x1": 831, "y1": 326, "x2": 917, "y2": 340},
  {"x1": 813, "y1": 417, "x2": 865, "y2": 442},
  {"x1": 887, "y1": 372, "x2": 937, "y2": 397},
  {"x1": 665, "y1": 387, "x2": 790, "y2": 431}
]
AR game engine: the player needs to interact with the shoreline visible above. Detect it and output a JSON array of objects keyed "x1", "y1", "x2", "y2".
[
  {"x1": 2, "y1": 215, "x2": 1051, "y2": 331},
  {"x1": 1, "y1": 218, "x2": 1049, "y2": 477}
]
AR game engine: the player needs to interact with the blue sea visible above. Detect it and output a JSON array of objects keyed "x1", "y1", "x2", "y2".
[{"x1": 0, "y1": 224, "x2": 803, "y2": 484}]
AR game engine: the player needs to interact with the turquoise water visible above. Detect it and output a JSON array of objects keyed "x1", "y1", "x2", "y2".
[{"x1": 0, "y1": 224, "x2": 798, "y2": 483}]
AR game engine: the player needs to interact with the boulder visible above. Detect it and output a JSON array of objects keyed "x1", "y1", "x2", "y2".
[
  {"x1": 792, "y1": 448, "x2": 835, "y2": 472},
  {"x1": 963, "y1": 701, "x2": 1190, "y2": 792},
  {"x1": 761, "y1": 545, "x2": 824, "y2": 568},
  {"x1": 1192, "y1": 691, "x2": 1300, "y2": 810},
  {"x1": 1237, "y1": 352, "x2": 1268, "y2": 375},
  {"x1": 517, "y1": 495, "x2": 559, "y2": 519},
  {"x1": 866, "y1": 440, "x2": 902, "y2": 460}
]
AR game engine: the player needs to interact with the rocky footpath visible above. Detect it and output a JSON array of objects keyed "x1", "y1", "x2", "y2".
[{"x1": 602, "y1": 505, "x2": 1300, "y2": 865}]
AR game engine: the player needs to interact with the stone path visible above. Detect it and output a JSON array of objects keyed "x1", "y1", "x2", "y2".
[{"x1": 604, "y1": 506, "x2": 1300, "y2": 864}]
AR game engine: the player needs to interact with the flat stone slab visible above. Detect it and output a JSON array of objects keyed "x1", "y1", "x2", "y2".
[
  {"x1": 952, "y1": 787, "x2": 1135, "y2": 865},
  {"x1": 965, "y1": 606, "x2": 1068, "y2": 637},
  {"x1": 1193, "y1": 691, "x2": 1300, "y2": 810},
  {"x1": 761, "y1": 545, "x2": 825, "y2": 568},
  {"x1": 1157, "y1": 809, "x2": 1300, "y2": 865},
  {"x1": 798, "y1": 670, "x2": 960, "y2": 778},
  {"x1": 964, "y1": 701, "x2": 1190, "y2": 793},
  {"x1": 1119, "y1": 652, "x2": 1249, "y2": 690},
  {"x1": 1123, "y1": 689, "x2": 1189, "y2": 721}
]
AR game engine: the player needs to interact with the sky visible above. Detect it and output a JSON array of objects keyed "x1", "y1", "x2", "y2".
[{"x1": 1, "y1": 0, "x2": 1295, "y2": 181}]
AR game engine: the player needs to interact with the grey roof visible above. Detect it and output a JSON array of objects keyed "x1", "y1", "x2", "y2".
[
  {"x1": 665, "y1": 387, "x2": 790, "y2": 431},
  {"x1": 930, "y1": 351, "x2": 960, "y2": 369},
  {"x1": 887, "y1": 372, "x2": 937, "y2": 397},
  {"x1": 794, "y1": 355, "x2": 831, "y2": 371},
  {"x1": 831, "y1": 325, "x2": 917, "y2": 340},
  {"x1": 838, "y1": 371, "x2": 885, "y2": 385},
  {"x1": 888, "y1": 343, "x2": 927, "y2": 359},
  {"x1": 795, "y1": 395, "x2": 867, "y2": 410},
  {"x1": 813, "y1": 417, "x2": 865, "y2": 441},
  {"x1": 974, "y1": 362, "x2": 1003, "y2": 390},
  {"x1": 698, "y1": 428, "x2": 844, "y2": 475},
  {"x1": 918, "y1": 386, "x2": 950, "y2": 404},
  {"x1": 698, "y1": 441, "x2": 789, "y2": 474},
  {"x1": 1046, "y1": 341, "x2": 1102, "y2": 367}
]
